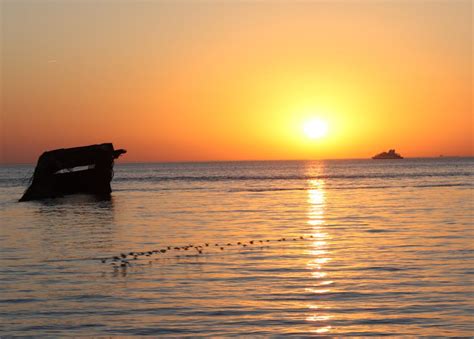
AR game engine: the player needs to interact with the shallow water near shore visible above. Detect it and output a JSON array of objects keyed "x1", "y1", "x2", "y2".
[{"x1": 1, "y1": 158, "x2": 473, "y2": 336}]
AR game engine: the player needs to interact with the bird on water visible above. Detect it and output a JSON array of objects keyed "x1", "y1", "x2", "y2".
[{"x1": 101, "y1": 234, "x2": 312, "y2": 270}]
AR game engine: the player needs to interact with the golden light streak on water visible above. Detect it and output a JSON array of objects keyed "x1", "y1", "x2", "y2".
[
  {"x1": 307, "y1": 179, "x2": 325, "y2": 227},
  {"x1": 313, "y1": 257, "x2": 331, "y2": 264},
  {"x1": 310, "y1": 232, "x2": 327, "y2": 238},
  {"x1": 306, "y1": 315, "x2": 333, "y2": 322},
  {"x1": 308, "y1": 304, "x2": 329, "y2": 310},
  {"x1": 311, "y1": 271, "x2": 327, "y2": 279},
  {"x1": 305, "y1": 288, "x2": 331, "y2": 294},
  {"x1": 312, "y1": 240, "x2": 327, "y2": 247},
  {"x1": 305, "y1": 165, "x2": 334, "y2": 333},
  {"x1": 308, "y1": 249, "x2": 327, "y2": 256},
  {"x1": 312, "y1": 326, "x2": 332, "y2": 333}
]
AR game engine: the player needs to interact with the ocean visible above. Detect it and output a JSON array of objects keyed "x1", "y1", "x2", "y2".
[{"x1": 0, "y1": 158, "x2": 473, "y2": 336}]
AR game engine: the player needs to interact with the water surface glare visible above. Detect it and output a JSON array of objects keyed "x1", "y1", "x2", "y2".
[{"x1": 0, "y1": 159, "x2": 473, "y2": 336}]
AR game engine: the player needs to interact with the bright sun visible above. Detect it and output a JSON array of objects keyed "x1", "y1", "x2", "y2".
[{"x1": 303, "y1": 118, "x2": 329, "y2": 139}]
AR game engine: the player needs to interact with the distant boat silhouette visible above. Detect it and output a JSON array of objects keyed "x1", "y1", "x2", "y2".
[{"x1": 372, "y1": 149, "x2": 403, "y2": 159}]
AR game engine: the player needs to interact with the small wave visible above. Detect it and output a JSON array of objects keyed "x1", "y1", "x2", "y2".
[
  {"x1": 229, "y1": 187, "x2": 308, "y2": 193},
  {"x1": 112, "y1": 182, "x2": 472, "y2": 194},
  {"x1": 114, "y1": 171, "x2": 472, "y2": 184},
  {"x1": 349, "y1": 317, "x2": 435, "y2": 325},
  {"x1": 225, "y1": 183, "x2": 471, "y2": 193},
  {"x1": 0, "y1": 298, "x2": 43, "y2": 304},
  {"x1": 365, "y1": 266, "x2": 405, "y2": 272},
  {"x1": 366, "y1": 229, "x2": 396, "y2": 233}
]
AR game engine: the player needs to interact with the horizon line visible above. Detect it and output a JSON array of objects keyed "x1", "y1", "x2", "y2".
[{"x1": 1, "y1": 155, "x2": 472, "y2": 166}]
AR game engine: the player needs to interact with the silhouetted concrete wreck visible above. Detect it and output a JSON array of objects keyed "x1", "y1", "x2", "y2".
[{"x1": 19, "y1": 143, "x2": 126, "y2": 202}]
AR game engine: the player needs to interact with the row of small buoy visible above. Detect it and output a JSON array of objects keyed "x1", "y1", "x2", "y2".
[{"x1": 100, "y1": 235, "x2": 313, "y2": 269}]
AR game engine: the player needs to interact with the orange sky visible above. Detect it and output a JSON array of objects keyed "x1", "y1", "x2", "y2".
[{"x1": 1, "y1": 1, "x2": 472, "y2": 163}]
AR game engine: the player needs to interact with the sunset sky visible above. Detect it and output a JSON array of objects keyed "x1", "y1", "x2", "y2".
[{"x1": 1, "y1": 0, "x2": 472, "y2": 163}]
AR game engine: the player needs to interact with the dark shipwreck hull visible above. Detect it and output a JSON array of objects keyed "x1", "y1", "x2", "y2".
[{"x1": 20, "y1": 143, "x2": 126, "y2": 202}]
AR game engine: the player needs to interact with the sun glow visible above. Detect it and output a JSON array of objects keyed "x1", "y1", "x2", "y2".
[{"x1": 303, "y1": 119, "x2": 329, "y2": 139}]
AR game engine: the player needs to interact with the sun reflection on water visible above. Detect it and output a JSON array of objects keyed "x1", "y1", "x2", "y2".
[
  {"x1": 312, "y1": 326, "x2": 332, "y2": 334},
  {"x1": 305, "y1": 164, "x2": 333, "y2": 333}
]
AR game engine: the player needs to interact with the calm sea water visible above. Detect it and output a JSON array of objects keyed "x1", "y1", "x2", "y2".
[{"x1": 0, "y1": 159, "x2": 473, "y2": 336}]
